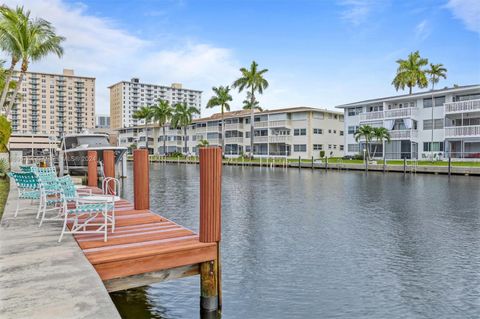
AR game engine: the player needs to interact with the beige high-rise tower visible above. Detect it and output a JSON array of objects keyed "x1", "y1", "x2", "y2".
[{"x1": 9, "y1": 68, "x2": 95, "y2": 137}]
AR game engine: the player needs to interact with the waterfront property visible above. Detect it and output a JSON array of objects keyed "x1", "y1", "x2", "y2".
[
  {"x1": 109, "y1": 78, "x2": 202, "y2": 130},
  {"x1": 337, "y1": 85, "x2": 480, "y2": 159},
  {"x1": 117, "y1": 106, "x2": 345, "y2": 159}
]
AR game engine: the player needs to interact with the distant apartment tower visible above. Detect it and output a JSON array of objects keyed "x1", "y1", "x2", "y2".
[
  {"x1": 337, "y1": 85, "x2": 480, "y2": 159},
  {"x1": 96, "y1": 114, "x2": 110, "y2": 128},
  {"x1": 9, "y1": 68, "x2": 95, "y2": 137},
  {"x1": 109, "y1": 78, "x2": 202, "y2": 129}
]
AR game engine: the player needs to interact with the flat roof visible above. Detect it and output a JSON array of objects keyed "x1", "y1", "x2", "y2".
[
  {"x1": 108, "y1": 80, "x2": 202, "y2": 92},
  {"x1": 17, "y1": 70, "x2": 96, "y2": 80},
  {"x1": 335, "y1": 84, "x2": 480, "y2": 108}
]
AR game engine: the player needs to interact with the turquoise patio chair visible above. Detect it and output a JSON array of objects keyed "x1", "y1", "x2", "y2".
[{"x1": 7, "y1": 172, "x2": 42, "y2": 217}]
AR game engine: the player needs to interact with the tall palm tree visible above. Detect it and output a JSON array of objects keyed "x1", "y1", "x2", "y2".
[
  {"x1": 392, "y1": 51, "x2": 428, "y2": 95},
  {"x1": 206, "y1": 85, "x2": 232, "y2": 152},
  {"x1": 0, "y1": 60, "x2": 16, "y2": 110},
  {"x1": 0, "y1": 6, "x2": 65, "y2": 117},
  {"x1": 171, "y1": 102, "x2": 200, "y2": 154},
  {"x1": 151, "y1": 99, "x2": 173, "y2": 155},
  {"x1": 242, "y1": 92, "x2": 263, "y2": 112},
  {"x1": 426, "y1": 63, "x2": 447, "y2": 158},
  {"x1": 133, "y1": 106, "x2": 154, "y2": 152},
  {"x1": 232, "y1": 61, "x2": 268, "y2": 158},
  {"x1": 354, "y1": 125, "x2": 374, "y2": 160},
  {"x1": 371, "y1": 127, "x2": 391, "y2": 159}
]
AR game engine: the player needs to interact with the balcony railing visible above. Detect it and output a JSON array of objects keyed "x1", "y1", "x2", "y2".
[
  {"x1": 254, "y1": 121, "x2": 269, "y2": 128},
  {"x1": 445, "y1": 125, "x2": 480, "y2": 138},
  {"x1": 384, "y1": 107, "x2": 417, "y2": 119},
  {"x1": 444, "y1": 99, "x2": 480, "y2": 114},
  {"x1": 225, "y1": 123, "x2": 243, "y2": 131},
  {"x1": 253, "y1": 136, "x2": 268, "y2": 143},
  {"x1": 269, "y1": 135, "x2": 291, "y2": 143},
  {"x1": 225, "y1": 137, "x2": 243, "y2": 144},
  {"x1": 359, "y1": 111, "x2": 383, "y2": 121},
  {"x1": 269, "y1": 120, "x2": 290, "y2": 127},
  {"x1": 390, "y1": 129, "x2": 418, "y2": 139}
]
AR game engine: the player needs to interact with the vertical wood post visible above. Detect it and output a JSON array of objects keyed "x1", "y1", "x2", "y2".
[
  {"x1": 133, "y1": 149, "x2": 150, "y2": 210},
  {"x1": 199, "y1": 147, "x2": 222, "y2": 313},
  {"x1": 104, "y1": 150, "x2": 115, "y2": 195},
  {"x1": 298, "y1": 156, "x2": 301, "y2": 168},
  {"x1": 311, "y1": 156, "x2": 314, "y2": 169},
  {"x1": 403, "y1": 157, "x2": 406, "y2": 175},
  {"x1": 448, "y1": 156, "x2": 451, "y2": 176},
  {"x1": 87, "y1": 150, "x2": 98, "y2": 187}
]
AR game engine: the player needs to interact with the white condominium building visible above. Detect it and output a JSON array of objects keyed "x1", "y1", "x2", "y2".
[
  {"x1": 337, "y1": 85, "x2": 480, "y2": 159},
  {"x1": 109, "y1": 78, "x2": 202, "y2": 129},
  {"x1": 9, "y1": 68, "x2": 96, "y2": 137},
  {"x1": 117, "y1": 107, "x2": 345, "y2": 158}
]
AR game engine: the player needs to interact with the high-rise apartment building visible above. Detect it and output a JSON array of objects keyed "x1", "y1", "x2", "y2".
[
  {"x1": 9, "y1": 68, "x2": 95, "y2": 137},
  {"x1": 109, "y1": 78, "x2": 202, "y2": 129}
]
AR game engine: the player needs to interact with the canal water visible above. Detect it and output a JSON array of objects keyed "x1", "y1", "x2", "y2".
[{"x1": 111, "y1": 163, "x2": 480, "y2": 319}]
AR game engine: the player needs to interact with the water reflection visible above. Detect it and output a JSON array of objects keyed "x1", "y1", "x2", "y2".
[{"x1": 111, "y1": 164, "x2": 480, "y2": 319}]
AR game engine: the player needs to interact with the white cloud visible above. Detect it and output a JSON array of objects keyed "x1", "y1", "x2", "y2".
[
  {"x1": 1, "y1": 0, "x2": 242, "y2": 116},
  {"x1": 339, "y1": 0, "x2": 376, "y2": 25},
  {"x1": 445, "y1": 0, "x2": 480, "y2": 34},
  {"x1": 415, "y1": 19, "x2": 431, "y2": 41}
]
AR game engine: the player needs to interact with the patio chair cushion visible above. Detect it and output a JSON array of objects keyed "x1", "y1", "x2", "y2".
[
  {"x1": 67, "y1": 203, "x2": 114, "y2": 214},
  {"x1": 19, "y1": 190, "x2": 41, "y2": 199}
]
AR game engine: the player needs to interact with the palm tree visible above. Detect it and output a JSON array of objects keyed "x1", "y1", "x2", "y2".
[
  {"x1": 0, "y1": 60, "x2": 16, "y2": 110},
  {"x1": 0, "y1": 6, "x2": 65, "y2": 117},
  {"x1": 392, "y1": 51, "x2": 428, "y2": 95},
  {"x1": 232, "y1": 61, "x2": 268, "y2": 158},
  {"x1": 133, "y1": 106, "x2": 154, "y2": 152},
  {"x1": 371, "y1": 127, "x2": 391, "y2": 159},
  {"x1": 354, "y1": 125, "x2": 374, "y2": 160},
  {"x1": 426, "y1": 63, "x2": 447, "y2": 158},
  {"x1": 171, "y1": 102, "x2": 200, "y2": 154},
  {"x1": 206, "y1": 86, "x2": 232, "y2": 152},
  {"x1": 151, "y1": 99, "x2": 173, "y2": 155},
  {"x1": 242, "y1": 92, "x2": 263, "y2": 111}
]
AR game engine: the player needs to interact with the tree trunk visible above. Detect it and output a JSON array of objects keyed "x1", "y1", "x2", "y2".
[
  {"x1": 221, "y1": 108, "x2": 224, "y2": 155},
  {"x1": 163, "y1": 126, "x2": 166, "y2": 155},
  {"x1": 0, "y1": 58, "x2": 18, "y2": 113},
  {"x1": 250, "y1": 88, "x2": 255, "y2": 159},
  {"x1": 431, "y1": 80, "x2": 435, "y2": 160},
  {"x1": 6, "y1": 60, "x2": 28, "y2": 118},
  {"x1": 184, "y1": 126, "x2": 187, "y2": 154},
  {"x1": 409, "y1": 86, "x2": 412, "y2": 95}
]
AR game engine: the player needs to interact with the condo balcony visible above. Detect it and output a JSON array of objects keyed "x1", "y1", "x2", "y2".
[
  {"x1": 269, "y1": 135, "x2": 292, "y2": 143},
  {"x1": 359, "y1": 107, "x2": 418, "y2": 122},
  {"x1": 225, "y1": 123, "x2": 243, "y2": 131},
  {"x1": 225, "y1": 137, "x2": 243, "y2": 144},
  {"x1": 389, "y1": 129, "x2": 418, "y2": 140},
  {"x1": 445, "y1": 125, "x2": 480, "y2": 138},
  {"x1": 254, "y1": 121, "x2": 269, "y2": 128},
  {"x1": 269, "y1": 120, "x2": 291, "y2": 128},
  {"x1": 253, "y1": 136, "x2": 268, "y2": 143},
  {"x1": 444, "y1": 99, "x2": 480, "y2": 114},
  {"x1": 359, "y1": 111, "x2": 383, "y2": 122}
]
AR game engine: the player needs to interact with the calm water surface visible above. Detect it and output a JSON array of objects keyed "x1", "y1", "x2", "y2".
[{"x1": 111, "y1": 163, "x2": 480, "y2": 319}]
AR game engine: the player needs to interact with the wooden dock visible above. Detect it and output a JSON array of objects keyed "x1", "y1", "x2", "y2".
[{"x1": 71, "y1": 187, "x2": 218, "y2": 292}]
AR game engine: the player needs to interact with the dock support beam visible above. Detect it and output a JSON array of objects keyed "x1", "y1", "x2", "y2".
[
  {"x1": 199, "y1": 147, "x2": 222, "y2": 314},
  {"x1": 104, "y1": 150, "x2": 115, "y2": 195},
  {"x1": 87, "y1": 150, "x2": 98, "y2": 187},
  {"x1": 133, "y1": 149, "x2": 150, "y2": 210}
]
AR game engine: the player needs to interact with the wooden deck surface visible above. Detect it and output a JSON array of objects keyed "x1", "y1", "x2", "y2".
[{"x1": 70, "y1": 187, "x2": 217, "y2": 283}]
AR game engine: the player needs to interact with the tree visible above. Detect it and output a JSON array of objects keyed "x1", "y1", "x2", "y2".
[
  {"x1": 232, "y1": 61, "x2": 268, "y2": 158},
  {"x1": 0, "y1": 115, "x2": 12, "y2": 152},
  {"x1": 354, "y1": 125, "x2": 374, "y2": 160},
  {"x1": 0, "y1": 60, "x2": 16, "y2": 110},
  {"x1": 171, "y1": 102, "x2": 200, "y2": 155},
  {"x1": 371, "y1": 127, "x2": 391, "y2": 159},
  {"x1": 151, "y1": 99, "x2": 173, "y2": 155},
  {"x1": 197, "y1": 139, "x2": 209, "y2": 148},
  {"x1": 133, "y1": 106, "x2": 154, "y2": 152},
  {"x1": 392, "y1": 51, "x2": 428, "y2": 95},
  {"x1": 0, "y1": 6, "x2": 65, "y2": 117},
  {"x1": 206, "y1": 86, "x2": 232, "y2": 152},
  {"x1": 426, "y1": 63, "x2": 447, "y2": 158},
  {"x1": 242, "y1": 92, "x2": 263, "y2": 111}
]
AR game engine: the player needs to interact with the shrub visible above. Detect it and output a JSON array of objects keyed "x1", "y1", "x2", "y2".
[
  {"x1": 319, "y1": 150, "x2": 325, "y2": 158},
  {"x1": 0, "y1": 158, "x2": 7, "y2": 177}
]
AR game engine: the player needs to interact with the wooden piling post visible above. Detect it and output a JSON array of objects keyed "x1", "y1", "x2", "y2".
[
  {"x1": 298, "y1": 156, "x2": 301, "y2": 168},
  {"x1": 448, "y1": 156, "x2": 451, "y2": 176},
  {"x1": 311, "y1": 156, "x2": 314, "y2": 169},
  {"x1": 403, "y1": 157, "x2": 406, "y2": 175},
  {"x1": 87, "y1": 150, "x2": 98, "y2": 187},
  {"x1": 133, "y1": 149, "x2": 150, "y2": 210},
  {"x1": 199, "y1": 147, "x2": 222, "y2": 313},
  {"x1": 104, "y1": 150, "x2": 115, "y2": 195}
]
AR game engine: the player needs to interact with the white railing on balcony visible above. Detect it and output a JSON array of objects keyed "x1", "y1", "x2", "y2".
[
  {"x1": 255, "y1": 121, "x2": 269, "y2": 128},
  {"x1": 269, "y1": 135, "x2": 291, "y2": 143},
  {"x1": 269, "y1": 120, "x2": 290, "y2": 127},
  {"x1": 253, "y1": 136, "x2": 268, "y2": 143},
  {"x1": 444, "y1": 99, "x2": 480, "y2": 113},
  {"x1": 207, "y1": 138, "x2": 220, "y2": 145},
  {"x1": 225, "y1": 123, "x2": 243, "y2": 130},
  {"x1": 359, "y1": 111, "x2": 383, "y2": 121},
  {"x1": 225, "y1": 137, "x2": 243, "y2": 144},
  {"x1": 384, "y1": 107, "x2": 417, "y2": 119},
  {"x1": 445, "y1": 125, "x2": 480, "y2": 138},
  {"x1": 195, "y1": 127, "x2": 207, "y2": 133},
  {"x1": 207, "y1": 126, "x2": 221, "y2": 132},
  {"x1": 389, "y1": 129, "x2": 418, "y2": 139}
]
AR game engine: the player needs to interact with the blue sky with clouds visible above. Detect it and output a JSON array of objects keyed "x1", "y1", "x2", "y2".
[{"x1": 3, "y1": 0, "x2": 479, "y2": 115}]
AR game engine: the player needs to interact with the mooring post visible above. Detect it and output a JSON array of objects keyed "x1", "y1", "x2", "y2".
[
  {"x1": 87, "y1": 150, "x2": 98, "y2": 187},
  {"x1": 325, "y1": 157, "x2": 328, "y2": 170},
  {"x1": 104, "y1": 150, "x2": 115, "y2": 195},
  {"x1": 298, "y1": 156, "x2": 301, "y2": 168},
  {"x1": 311, "y1": 156, "x2": 314, "y2": 169},
  {"x1": 383, "y1": 156, "x2": 386, "y2": 173},
  {"x1": 199, "y1": 147, "x2": 222, "y2": 314},
  {"x1": 133, "y1": 149, "x2": 150, "y2": 210},
  {"x1": 403, "y1": 157, "x2": 406, "y2": 175},
  {"x1": 448, "y1": 156, "x2": 451, "y2": 176}
]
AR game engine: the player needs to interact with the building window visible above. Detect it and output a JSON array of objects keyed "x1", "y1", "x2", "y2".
[
  {"x1": 340, "y1": 130, "x2": 344, "y2": 136},
  {"x1": 423, "y1": 119, "x2": 444, "y2": 130},
  {"x1": 294, "y1": 128, "x2": 306, "y2": 136},
  {"x1": 340, "y1": 145, "x2": 344, "y2": 151},
  {"x1": 313, "y1": 144, "x2": 323, "y2": 150},
  {"x1": 423, "y1": 142, "x2": 444, "y2": 152},
  {"x1": 313, "y1": 128, "x2": 323, "y2": 134},
  {"x1": 348, "y1": 126, "x2": 358, "y2": 134},
  {"x1": 423, "y1": 96, "x2": 446, "y2": 108},
  {"x1": 293, "y1": 144, "x2": 306, "y2": 152},
  {"x1": 348, "y1": 144, "x2": 359, "y2": 152}
]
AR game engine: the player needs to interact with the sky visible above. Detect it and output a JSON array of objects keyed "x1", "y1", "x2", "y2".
[{"x1": 2, "y1": 0, "x2": 480, "y2": 116}]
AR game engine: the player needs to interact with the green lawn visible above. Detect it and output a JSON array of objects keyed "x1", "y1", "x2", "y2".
[{"x1": 0, "y1": 178, "x2": 10, "y2": 220}]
